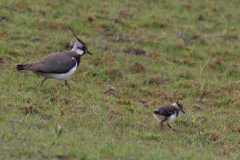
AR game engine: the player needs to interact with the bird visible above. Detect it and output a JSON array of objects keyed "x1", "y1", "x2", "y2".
[
  {"x1": 13, "y1": 33, "x2": 92, "y2": 90},
  {"x1": 152, "y1": 102, "x2": 185, "y2": 132}
]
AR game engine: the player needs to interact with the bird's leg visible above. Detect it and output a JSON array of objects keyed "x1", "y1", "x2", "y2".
[
  {"x1": 159, "y1": 118, "x2": 167, "y2": 131},
  {"x1": 41, "y1": 78, "x2": 48, "y2": 86},
  {"x1": 159, "y1": 121, "x2": 163, "y2": 131},
  {"x1": 65, "y1": 80, "x2": 72, "y2": 90},
  {"x1": 167, "y1": 122, "x2": 182, "y2": 132}
]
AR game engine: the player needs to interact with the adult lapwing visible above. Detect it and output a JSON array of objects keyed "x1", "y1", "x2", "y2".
[
  {"x1": 14, "y1": 33, "x2": 92, "y2": 90},
  {"x1": 153, "y1": 102, "x2": 185, "y2": 132}
]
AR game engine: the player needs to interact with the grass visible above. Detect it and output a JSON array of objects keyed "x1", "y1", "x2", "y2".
[{"x1": 1, "y1": 0, "x2": 240, "y2": 159}]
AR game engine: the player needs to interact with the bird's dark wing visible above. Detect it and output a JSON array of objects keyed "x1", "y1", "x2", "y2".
[
  {"x1": 24, "y1": 52, "x2": 77, "y2": 73},
  {"x1": 153, "y1": 105, "x2": 176, "y2": 117}
]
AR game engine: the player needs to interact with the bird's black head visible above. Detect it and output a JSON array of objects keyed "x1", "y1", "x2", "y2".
[
  {"x1": 73, "y1": 33, "x2": 92, "y2": 56},
  {"x1": 176, "y1": 101, "x2": 185, "y2": 114}
]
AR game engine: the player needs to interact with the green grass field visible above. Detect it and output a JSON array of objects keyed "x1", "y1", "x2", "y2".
[{"x1": 1, "y1": 0, "x2": 240, "y2": 159}]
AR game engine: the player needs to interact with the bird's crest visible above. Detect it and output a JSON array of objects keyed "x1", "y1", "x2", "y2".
[{"x1": 72, "y1": 33, "x2": 92, "y2": 56}]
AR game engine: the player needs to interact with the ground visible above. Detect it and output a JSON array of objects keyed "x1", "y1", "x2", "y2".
[{"x1": 0, "y1": 0, "x2": 240, "y2": 159}]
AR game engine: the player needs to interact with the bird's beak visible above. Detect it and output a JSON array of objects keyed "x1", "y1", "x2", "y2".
[
  {"x1": 87, "y1": 50, "x2": 92, "y2": 55},
  {"x1": 182, "y1": 109, "x2": 185, "y2": 114}
]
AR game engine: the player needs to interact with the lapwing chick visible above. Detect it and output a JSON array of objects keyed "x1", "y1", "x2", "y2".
[
  {"x1": 13, "y1": 33, "x2": 92, "y2": 90},
  {"x1": 153, "y1": 102, "x2": 185, "y2": 132},
  {"x1": 104, "y1": 85, "x2": 117, "y2": 93}
]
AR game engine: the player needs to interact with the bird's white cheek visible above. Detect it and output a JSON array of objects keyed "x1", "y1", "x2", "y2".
[{"x1": 76, "y1": 49, "x2": 84, "y2": 55}]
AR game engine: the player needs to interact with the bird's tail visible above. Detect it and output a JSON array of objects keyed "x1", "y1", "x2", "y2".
[{"x1": 13, "y1": 64, "x2": 27, "y2": 72}]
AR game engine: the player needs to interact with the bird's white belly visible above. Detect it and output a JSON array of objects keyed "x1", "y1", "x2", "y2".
[
  {"x1": 42, "y1": 61, "x2": 77, "y2": 81},
  {"x1": 168, "y1": 113, "x2": 177, "y2": 122}
]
